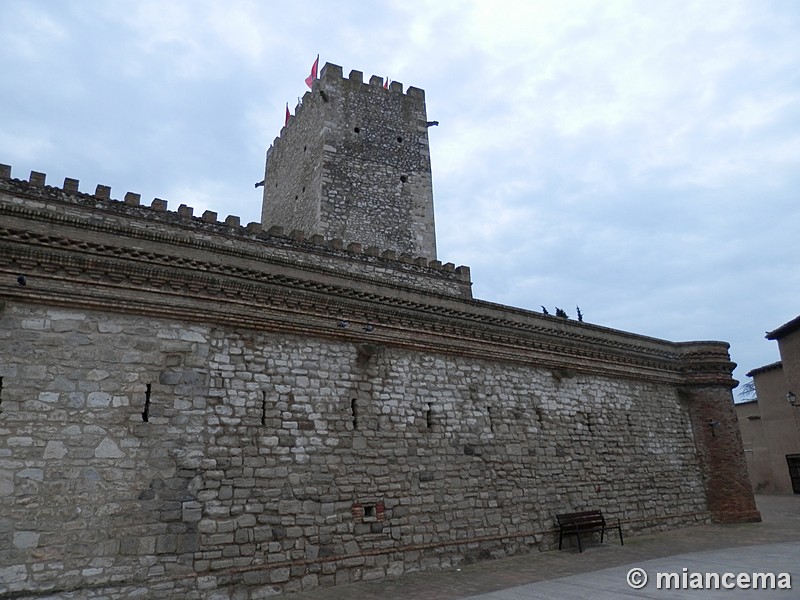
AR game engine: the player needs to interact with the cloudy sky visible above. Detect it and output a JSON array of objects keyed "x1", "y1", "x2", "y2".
[{"x1": 2, "y1": 0, "x2": 798, "y2": 396}]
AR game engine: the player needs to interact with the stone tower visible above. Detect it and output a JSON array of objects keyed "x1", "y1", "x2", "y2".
[{"x1": 261, "y1": 63, "x2": 438, "y2": 259}]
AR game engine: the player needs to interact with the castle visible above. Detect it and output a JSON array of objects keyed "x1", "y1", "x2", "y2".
[{"x1": 0, "y1": 63, "x2": 759, "y2": 598}]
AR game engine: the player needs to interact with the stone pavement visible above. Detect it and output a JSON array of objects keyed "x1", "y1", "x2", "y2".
[{"x1": 275, "y1": 494, "x2": 800, "y2": 599}]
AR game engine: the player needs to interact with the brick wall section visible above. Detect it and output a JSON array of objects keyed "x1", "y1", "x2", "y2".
[
  {"x1": 684, "y1": 385, "x2": 761, "y2": 523},
  {"x1": 679, "y1": 344, "x2": 761, "y2": 524}
]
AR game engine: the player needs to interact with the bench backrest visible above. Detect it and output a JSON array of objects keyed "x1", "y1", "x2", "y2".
[{"x1": 556, "y1": 510, "x2": 606, "y2": 528}]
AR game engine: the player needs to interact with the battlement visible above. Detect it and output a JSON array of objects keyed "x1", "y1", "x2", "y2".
[
  {"x1": 317, "y1": 62, "x2": 425, "y2": 101},
  {"x1": 279, "y1": 63, "x2": 425, "y2": 140},
  {"x1": 0, "y1": 163, "x2": 471, "y2": 289}
]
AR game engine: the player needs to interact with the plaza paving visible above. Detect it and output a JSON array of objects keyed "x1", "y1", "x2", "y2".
[{"x1": 276, "y1": 495, "x2": 800, "y2": 599}]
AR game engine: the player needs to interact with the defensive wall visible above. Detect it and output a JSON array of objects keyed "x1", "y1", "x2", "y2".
[{"x1": 0, "y1": 166, "x2": 759, "y2": 598}]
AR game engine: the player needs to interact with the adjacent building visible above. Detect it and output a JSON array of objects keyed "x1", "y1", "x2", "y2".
[{"x1": 737, "y1": 316, "x2": 800, "y2": 494}]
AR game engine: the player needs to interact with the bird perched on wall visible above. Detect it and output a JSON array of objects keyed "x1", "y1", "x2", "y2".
[
  {"x1": 254, "y1": 180, "x2": 265, "y2": 188},
  {"x1": 541, "y1": 306, "x2": 549, "y2": 315},
  {"x1": 426, "y1": 121, "x2": 439, "y2": 127}
]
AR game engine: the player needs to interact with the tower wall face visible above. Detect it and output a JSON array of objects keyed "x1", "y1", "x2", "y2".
[
  {"x1": 260, "y1": 96, "x2": 326, "y2": 236},
  {"x1": 262, "y1": 64, "x2": 437, "y2": 259}
]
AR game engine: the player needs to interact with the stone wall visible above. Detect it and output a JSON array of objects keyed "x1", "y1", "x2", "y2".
[
  {"x1": 0, "y1": 165, "x2": 760, "y2": 599},
  {"x1": 1, "y1": 303, "x2": 710, "y2": 598}
]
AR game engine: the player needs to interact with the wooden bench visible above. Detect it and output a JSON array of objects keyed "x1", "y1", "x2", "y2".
[{"x1": 556, "y1": 510, "x2": 624, "y2": 553}]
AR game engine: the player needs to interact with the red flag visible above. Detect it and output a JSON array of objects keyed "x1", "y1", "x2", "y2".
[
  {"x1": 285, "y1": 103, "x2": 290, "y2": 126},
  {"x1": 305, "y1": 54, "x2": 319, "y2": 89},
  {"x1": 383, "y1": 77, "x2": 389, "y2": 89}
]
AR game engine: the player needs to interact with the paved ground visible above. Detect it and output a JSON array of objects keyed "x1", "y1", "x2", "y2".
[{"x1": 276, "y1": 495, "x2": 800, "y2": 599}]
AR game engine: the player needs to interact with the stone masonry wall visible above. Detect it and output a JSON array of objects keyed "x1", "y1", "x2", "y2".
[
  {"x1": 0, "y1": 169, "x2": 471, "y2": 301},
  {"x1": 262, "y1": 64, "x2": 438, "y2": 260},
  {"x1": 0, "y1": 301, "x2": 711, "y2": 598},
  {"x1": 260, "y1": 88, "x2": 326, "y2": 237}
]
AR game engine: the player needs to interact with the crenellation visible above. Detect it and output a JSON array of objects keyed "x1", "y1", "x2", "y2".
[
  {"x1": 177, "y1": 204, "x2": 194, "y2": 218},
  {"x1": 348, "y1": 69, "x2": 363, "y2": 83},
  {"x1": 0, "y1": 167, "x2": 462, "y2": 280},
  {"x1": 0, "y1": 163, "x2": 10, "y2": 178},
  {"x1": 29, "y1": 171, "x2": 46, "y2": 186},
  {"x1": 95, "y1": 184, "x2": 111, "y2": 200},
  {"x1": 406, "y1": 86, "x2": 425, "y2": 102},
  {"x1": 369, "y1": 75, "x2": 383, "y2": 87},
  {"x1": 455, "y1": 265, "x2": 471, "y2": 281},
  {"x1": 320, "y1": 62, "x2": 343, "y2": 81}
]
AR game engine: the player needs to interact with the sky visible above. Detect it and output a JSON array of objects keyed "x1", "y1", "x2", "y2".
[{"x1": 2, "y1": 0, "x2": 799, "y2": 397}]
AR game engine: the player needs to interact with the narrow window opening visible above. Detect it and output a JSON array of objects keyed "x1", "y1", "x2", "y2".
[
  {"x1": 487, "y1": 406, "x2": 494, "y2": 433},
  {"x1": 351, "y1": 398, "x2": 359, "y2": 430},
  {"x1": 586, "y1": 413, "x2": 593, "y2": 433},
  {"x1": 400, "y1": 175, "x2": 408, "y2": 183},
  {"x1": 142, "y1": 383, "x2": 151, "y2": 422},
  {"x1": 261, "y1": 391, "x2": 268, "y2": 426},
  {"x1": 425, "y1": 404, "x2": 433, "y2": 430},
  {"x1": 396, "y1": 136, "x2": 403, "y2": 143},
  {"x1": 0, "y1": 376, "x2": 4, "y2": 413},
  {"x1": 363, "y1": 505, "x2": 375, "y2": 518}
]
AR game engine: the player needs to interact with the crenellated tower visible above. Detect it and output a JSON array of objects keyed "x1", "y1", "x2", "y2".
[{"x1": 261, "y1": 63, "x2": 438, "y2": 260}]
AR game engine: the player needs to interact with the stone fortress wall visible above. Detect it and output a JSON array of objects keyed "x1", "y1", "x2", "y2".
[{"x1": 0, "y1": 62, "x2": 759, "y2": 599}]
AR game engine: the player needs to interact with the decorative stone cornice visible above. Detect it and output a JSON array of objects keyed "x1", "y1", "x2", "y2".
[{"x1": 0, "y1": 164, "x2": 737, "y2": 389}]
